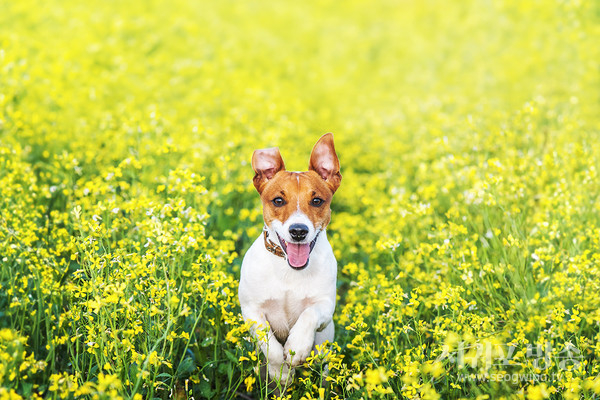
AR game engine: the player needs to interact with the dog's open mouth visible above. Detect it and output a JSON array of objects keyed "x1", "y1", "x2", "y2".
[{"x1": 277, "y1": 233, "x2": 318, "y2": 269}]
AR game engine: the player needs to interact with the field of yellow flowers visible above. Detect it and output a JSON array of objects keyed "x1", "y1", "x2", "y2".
[{"x1": 1, "y1": 0, "x2": 599, "y2": 399}]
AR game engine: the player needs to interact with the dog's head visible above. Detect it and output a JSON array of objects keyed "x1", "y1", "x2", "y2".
[{"x1": 251, "y1": 133, "x2": 341, "y2": 269}]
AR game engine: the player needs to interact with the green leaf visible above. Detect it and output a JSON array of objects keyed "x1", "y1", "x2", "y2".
[{"x1": 176, "y1": 357, "x2": 196, "y2": 376}]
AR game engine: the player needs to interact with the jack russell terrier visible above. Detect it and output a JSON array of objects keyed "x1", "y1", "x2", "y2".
[{"x1": 238, "y1": 133, "x2": 341, "y2": 383}]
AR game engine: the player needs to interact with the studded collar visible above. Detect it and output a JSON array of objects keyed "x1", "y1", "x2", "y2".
[{"x1": 263, "y1": 227, "x2": 286, "y2": 259}]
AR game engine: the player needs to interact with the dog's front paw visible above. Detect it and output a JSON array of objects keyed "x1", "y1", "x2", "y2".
[
  {"x1": 266, "y1": 345, "x2": 284, "y2": 364},
  {"x1": 267, "y1": 361, "x2": 294, "y2": 383},
  {"x1": 284, "y1": 331, "x2": 314, "y2": 367}
]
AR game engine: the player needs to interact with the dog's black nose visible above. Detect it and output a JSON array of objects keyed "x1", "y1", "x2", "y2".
[{"x1": 289, "y1": 224, "x2": 309, "y2": 242}]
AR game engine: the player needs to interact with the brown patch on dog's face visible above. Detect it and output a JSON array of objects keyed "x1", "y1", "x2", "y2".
[{"x1": 260, "y1": 171, "x2": 333, "y2": 230}]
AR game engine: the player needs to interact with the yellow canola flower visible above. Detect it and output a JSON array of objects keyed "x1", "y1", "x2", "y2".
[
  {"x1": 365, "y1": 366, "x2": 389, "y2": 385},
  {"x1": 527, "y1": 383, "x2": 550, "y2": 400}
]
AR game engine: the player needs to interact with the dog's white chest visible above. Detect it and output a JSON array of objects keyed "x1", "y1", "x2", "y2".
[
  {"x1": 261, "y1": 291, "x2": 317, "y2": 344},
  {"x1": 238, "y1": 232, "x2": 337, "y2": 343}
]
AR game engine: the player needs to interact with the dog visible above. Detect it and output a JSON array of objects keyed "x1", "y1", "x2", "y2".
[{"x1": 238, "y1": 133, "x2": 341, "y2": 384}]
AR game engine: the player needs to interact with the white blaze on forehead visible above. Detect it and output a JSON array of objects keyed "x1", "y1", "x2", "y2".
[{"x1": 296, "y1": 173, "x2": 300, "y2": 209}]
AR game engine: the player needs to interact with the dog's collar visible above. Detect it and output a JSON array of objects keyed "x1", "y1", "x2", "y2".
[{"x1": 263, "y1": 227, "x2": 286, "y2": 259}]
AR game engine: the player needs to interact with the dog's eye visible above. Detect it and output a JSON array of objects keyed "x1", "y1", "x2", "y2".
[
  {"x1": 272, "y1": 197, "x2": 286, "y2": 207},
  {"x1": 311, "y1": 197, "x2": 324, "y2": 207}
]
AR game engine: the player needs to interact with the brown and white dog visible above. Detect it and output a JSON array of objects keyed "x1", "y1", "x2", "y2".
[{"x1": 238, "y1": 133, "x2": 341, "y2": 383}]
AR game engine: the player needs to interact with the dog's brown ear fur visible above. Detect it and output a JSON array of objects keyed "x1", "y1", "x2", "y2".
[
  {"x1": 252, "y1": 147, "x2": 285, "y2": 193},
  {"x1": 309, "y1": 133, "x2": 341, "y2": 194}
]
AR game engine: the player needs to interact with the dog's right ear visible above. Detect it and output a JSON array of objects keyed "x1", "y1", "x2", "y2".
[{"x1": 252, "y1": 147, "x2": 285, "y2": 193}]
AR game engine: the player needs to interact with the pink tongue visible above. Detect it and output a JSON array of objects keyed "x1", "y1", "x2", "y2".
[{"x1": 287, "y1": 242, "x2": 311, "y2": 268}]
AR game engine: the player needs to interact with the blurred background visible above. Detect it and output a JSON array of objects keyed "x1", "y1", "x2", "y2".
[
  {"x1": 2, "y1": 0, "x2": 598, "y2": 248},
  {"x1": 2, "y1": 0, "x2": 598, "y2": 156}
]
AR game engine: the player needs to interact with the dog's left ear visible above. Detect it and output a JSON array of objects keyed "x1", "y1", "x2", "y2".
[
  {"x1": 252, "y1": 147, "x2": 286, "y2": 194},
  {"x1": 309, "y1": 133, "x2": 341, "y2": 194}
]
